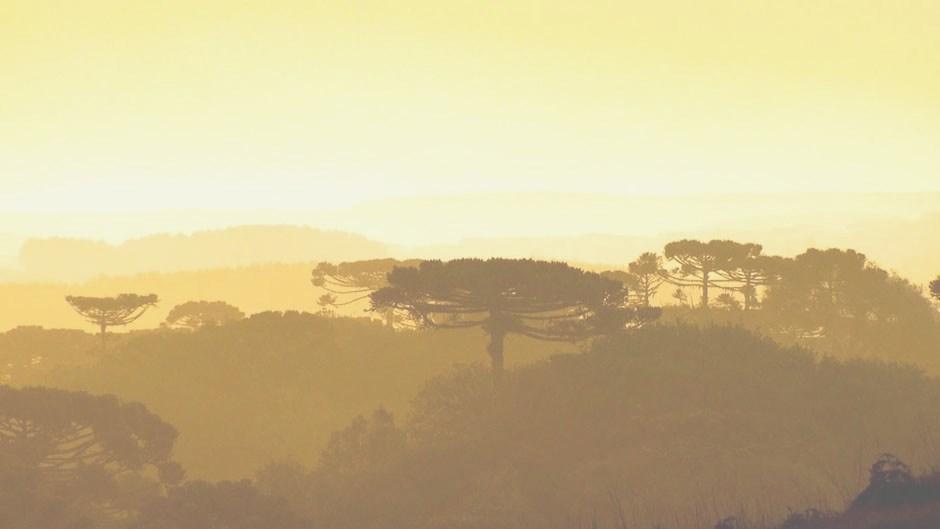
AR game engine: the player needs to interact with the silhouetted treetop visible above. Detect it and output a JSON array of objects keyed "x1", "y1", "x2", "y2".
[
  {"x1": 311, "y1": 259, "x2": 422, "y2": 303},
  {"x1": 65, "y1": 293, "x2": 158, "y2": 351},
  {"x1": 65, "y1": 293, "x2": 159, "y2": 328},
  {"x1": 627, "y1": 251, "x2": 666, "y2": 306},
  {"x1": 712, "y1": 244, "x2": 783, "y2": 311},
  {"x1": 663, "y1": 239, "x2": 744, "y2": 308},
  {"x1": 764, "y1": 249, "x2": 900, "y2": 323},
  {"x1": 0, "y1": 386, "x2": 181, "y2": 525},
  {"x1": 0, "y1": 385, "x2": 178, "y2": 479},
  {"x1": 313, "y1": 259, "x2": 423, "y2": 327},
  {"x1": 371, "y1": 258, "x2": 628, "y2": 376},
  {"x1": 165, "y1": 300, "x2": 244, "y2": 330},
  {"x1": 930, "y1": 276, "x2": 940, "y2": 301}
]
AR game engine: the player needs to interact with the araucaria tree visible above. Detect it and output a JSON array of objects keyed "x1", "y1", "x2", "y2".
[
  {"x1": 370, "y1": 259, "x2": 628, "y2": 380},
  {"x1": 65, "y1": 293, "x2": 158, "y2": 350},
  {"x1": 312, "y1": 258, "x2": 421, "y2": 326},
  {"x1": 317, "y1": 293, "x2": 338, "y2": 317},
  {"x1": 0, "y1": 386, "x2": 181, "y2": 522},
  {"x1": 662, "y1": 240, "x2": 737, "y2": 308},
  {"x1": 627, "y1": 252, "x2": 665, "y2": 306},
  {"x1": 711, "y1": 243, "x2": 780, "y2": 311}
]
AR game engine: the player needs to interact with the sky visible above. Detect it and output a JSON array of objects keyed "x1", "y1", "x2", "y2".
[{"x1": 2, "y1": 0, "x2": 940, "y2": 216}]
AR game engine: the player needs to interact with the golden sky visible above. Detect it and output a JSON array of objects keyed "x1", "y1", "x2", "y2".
[{"x1": 2, "y1": 0, "x2": 940, "y2": 213}]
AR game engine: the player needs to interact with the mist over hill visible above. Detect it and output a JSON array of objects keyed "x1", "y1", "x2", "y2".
[
  {"x1": 6, "y1": 225, "x2": 387, "y2": 283},
  {"x1": 3, "y1": 192, "x2": 939, "y2": 285}
]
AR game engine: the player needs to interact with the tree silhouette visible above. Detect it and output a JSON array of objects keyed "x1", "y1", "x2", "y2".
[
  {"x1": 0, "y1": 386, "x2": 181, "y2": 521},
  {"x1": 764, "y1": 249, "x2": 869, "y2": 322},
  {"x1": 851, "y1": 453, "x2": 915, "y2": 509},
  {"x1": 317, "y1": 294, "x2": 337, "y2": 317},
  {"x1": 370, "y1": 259, "x2": 627, "y2": 381},
  {"x1": 627, "y1": 252, "x2": 665, "y2": 307},
  {"x1": 165, "y1": 300, "x2": 244, "y2": 330},
  {"x1": 662, "y1": 240, "x2": 738, "y2": 309},
  {"x1": 65, "y1": 293, "x2": 158, "y2": 351},
  {"x1": 930, "y1": 277, "x2": 940, "y2": 301},
  {"x1": 311, "y1": 259, "x2": 421, "y2": 326},
  {"x1": 711, "y1": 243, "x2": 780, "y2": 311},
  {"x1": 714, "y1": 292, "x2": 741, "y2": 311},
  {"x1": 671, "y1": 287, "x2": 689, "y2": 307},
  {"x1": 760, "y1": 248, "x2": 937, "y2": 358}
]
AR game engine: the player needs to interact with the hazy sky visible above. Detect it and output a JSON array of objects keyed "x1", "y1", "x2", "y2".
[{"x1": 3, "y1": 0, "x2": 940, "y2": 213}]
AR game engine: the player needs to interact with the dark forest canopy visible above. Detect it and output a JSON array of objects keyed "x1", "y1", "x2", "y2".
[
  {"x1": 0, "y1": 242, "x2": 939, "y2": 528},
  {"x1": 0, "y1": 386, "x2": 181, "y2": 527},
  {"x1": 40, "y1": 312, "x2": 570, "y2": 479},
  {"x1": 253, "y1": 325, "x2": 940, "y2": 529}
]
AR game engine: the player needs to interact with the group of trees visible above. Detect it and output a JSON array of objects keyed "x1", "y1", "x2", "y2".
[
  {"x1": 60, "y1": 246, "x2": 939, "y2": 378},
  {"x1": 9, "y1": 252, "x2": 940, "y2": 528},
  {"x1": 312, "y1": 258, "x2": 652, "y2": 381},
  {"x1": 309, "y1": 246, "x2": 940, "y2": 375},
  {"x1": 63, "y1": 295, "x2": 245, "y2": 351}
]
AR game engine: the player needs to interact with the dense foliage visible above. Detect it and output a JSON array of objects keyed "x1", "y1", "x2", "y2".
[
  {"x1": 254, "y1": 325, "x2": 940, "y2": 529},
  {"x1": 42, "y1": 312, "x2": 568, "y2": 479}
]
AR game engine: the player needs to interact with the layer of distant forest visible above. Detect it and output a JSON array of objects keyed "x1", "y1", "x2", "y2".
[{"x1": 2, "y1": 237, "x2": 940, "y2": 529}]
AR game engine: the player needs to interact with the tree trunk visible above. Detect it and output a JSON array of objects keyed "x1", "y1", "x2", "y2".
[
  {"x1": 701, "y1": 270, "x2": 710, "y2": 309},
  {"x1": 99, "y1": 323, "x2": 107, "y2": 353},
  {"x1": 486, "y1": 327, "x2": 506, "y2": 388},
  {"x1": 743, "y1": 276, "x2": 753, "y2": 311}
]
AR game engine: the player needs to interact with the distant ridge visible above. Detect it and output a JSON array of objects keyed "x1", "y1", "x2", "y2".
[
  {"x1": 13, "y1": 225, "x2": 388, "y2": 283},
  {"x1": 3, "y1": 191, "x2": 940, "y2": 284}
]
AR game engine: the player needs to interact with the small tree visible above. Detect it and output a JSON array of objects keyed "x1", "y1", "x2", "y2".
[
  {"x1": 317, "y1": 294, "x2": 337, "y2": 317},
  {"x1": 371, "y1": 259, "x2": 629, "y2": 383},
  {"x1": 164, "y1": 300, "x2": 244, "y2": 330},
  {"x1": 851, "y1": 453, "x2": 915, "y2": 509},
  {"x1": 930, "y1": 277, "x2": 940, "y2": 301},
  {"x1": 65, "y1": 293, "x2": 158, "y2": 351},
  {"x1": 714, "y1": 292, "x2": 742, "y2": 311},
  {"x1": 671, "y1": 287, "x2": 689, "y2": 307}
]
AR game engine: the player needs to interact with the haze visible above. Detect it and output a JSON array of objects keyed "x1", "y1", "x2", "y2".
[
  {"x1": 3, "y1": 1, "x2": 940, "y2": 218},
  {"x1": 4, "y1": 3, "x2": 940, "y2": 529}
]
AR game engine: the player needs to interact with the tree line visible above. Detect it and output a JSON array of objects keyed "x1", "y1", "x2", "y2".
[{"x1": 64, "y1": 239, "x2": 940, "y2": 372}]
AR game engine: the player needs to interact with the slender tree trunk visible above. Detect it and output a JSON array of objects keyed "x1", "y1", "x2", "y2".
[
  {"x1": 383, "y1": 308, "x2": 395, "y2": 329},
  {"x1": 743, "y1": 276, "x2": 753, "y2": 311},
  {"x1": 486, "y1": 327, "x2": 506, "y2": 389},
  {"x1": 701, "y1": 270, "x2": 710, "y2": 309},
  {"x1": 99, "y1": 323, "x2": 107, "y2": 353}
]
